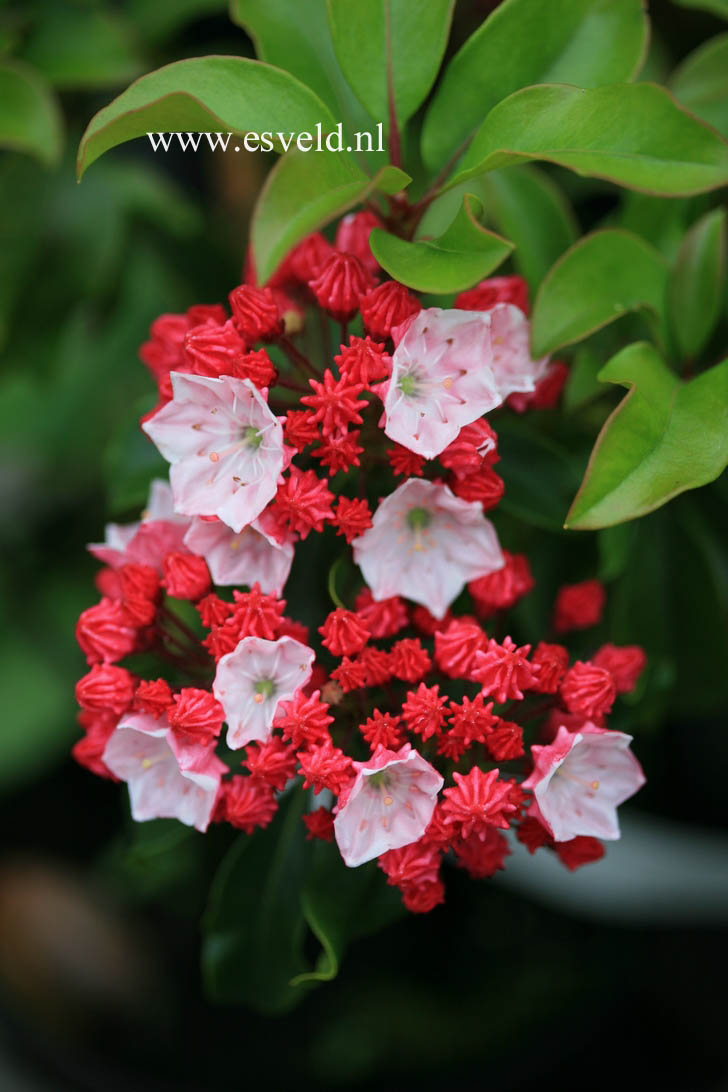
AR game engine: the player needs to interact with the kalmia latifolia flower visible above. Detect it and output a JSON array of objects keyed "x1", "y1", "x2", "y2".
[
  {"x1": 382, "y1": 306, "x2": 547, "y2": 458},
  {"x1": 142, "y1": 373, "x2": 285, "y2": 533},
  {"x1": 334, "y1": 745, "x2": 443, "y2": 867},
  {"x1": 102, "y1": 713, "x2": 227, "y2": 832},
  {"x1": 523, "y1": 724, "x2": 645, "y2": 841},
  {"x1": 74, "y1": 248, "x2": 648, "y2": 915},
  {"x1": 353, "y1": 478, "x2": 504, "y2": 619},
  {"x1": 213, "y1": 635, "x2": 315, "y2": 748},
  {"x1": 183, "y1": 513, "x2": 293, "y2": 594}
]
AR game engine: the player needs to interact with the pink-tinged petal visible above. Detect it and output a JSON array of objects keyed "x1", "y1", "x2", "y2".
[
  {"x1": 183, "y1": 516, "x2": 294, "y2": 593},
  {"x1": 382, "y1": 307, "x2": 548, "y2": 458},
  {"x1": 488, "y1": 303, "x2": 549, "y2": 394},
  {"x1": 523, "y1": 724, "x2": 645, "y2": 842},
  {"x1": 384, "y1": 308, "x2": 499, "y2": 458},
  {"x1": 213, "y1": 635, "x2": 314, "y2": 749},
  {"x1": 352, "y1": 478, "x2": 504, "y2": 618},
  {"x1": 88, "y1": 479, "x2": 191, "y2": 572},
  {"x1": 142, "y1": 374, "x2": 285, "y2": 533},
  {"x1": 334, "y1": 744, "x2": 443, "y2": 867},
  {"x1": 102, "y1": 712, "x2": 225, "y2": 832}
]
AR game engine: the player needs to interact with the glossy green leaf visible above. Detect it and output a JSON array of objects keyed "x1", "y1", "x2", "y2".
[
  {"x1": 77, "y1": 56, "x2": 336, "y2": 178},
  {"x1": 369, "y1": 194, "x2": 512, "y2": 293},
  {"x1": 327, "y1": 0, "x2": 453, "y2": 124},
  {"x1": 566, "y1": 343, "x2": 728, "y2": 529},
  {"x1": 416, "y1": 166, "x2": 577, "y2": 292},
  {"x1": 671, "y1": 34, "x2": 728, "y2": 139},
  {"x1": 447, "y1": 83, "x2": 728, "y2": 197},
  {"x1": 476, "y1": 166, "x2": 579, "y2": 291},
  {"x1": 531, "y1": 230, "x2": 668, "y2": 358},
  {"x1": 0, "y1": 60, "x2": 62, "y2": 166},
  {"x1": 252, "y1": 148, "x2": 409, "y2": 283},
  {"x1": 231, "y1": 0, "x2": 375, "y2": 142},
  {"x1": 293, "y1": 843, "x2": 404, "y2": 986},
  {"x1": 20, "y1": 6, "x2": 142, "y2": 89},
  {"x1": 422, "y1": 0, "x2": 648, "y2": 171},
  {"x1": 667, "y1": 208, "x2": 726, "y2": 361},
  {"x1": 202, "y1": 791, "x2": 310, "y2": 1012}
]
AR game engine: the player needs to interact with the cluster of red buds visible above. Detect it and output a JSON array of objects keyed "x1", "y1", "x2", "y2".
[{"x1": 74, "y1": 210, "x2": 646, "y2": 913}]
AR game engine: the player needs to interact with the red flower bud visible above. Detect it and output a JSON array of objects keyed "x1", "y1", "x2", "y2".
[
  {"x1": 228, "y1": 284, "x2": 282, "y2": 344},
  {"x1": 76, "y1": 598, "x2": 138, "y2": 664},
  {"x1": 162, "y1": 552, "x2": 211, "y2": 601},
  {"x1": 360, "y1": 280, "x2": 421, "y2": 340},
  {"x1": 455, "y1": 275, "x2": 529, "y2": 314},
  {"x1": 76, "y1": 664, "x2": 136, "y2": 716},
  {"x1": 308, "y1": 252, "x2": 375, "y2": 322},
  {"x1": 335, "y1": 209, "x2": 382, "y2": 276}
]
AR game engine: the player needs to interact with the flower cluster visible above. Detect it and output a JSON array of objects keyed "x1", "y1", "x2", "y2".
[{"x1": 74, "y1": 218, "x2": 645, "y2": 913}]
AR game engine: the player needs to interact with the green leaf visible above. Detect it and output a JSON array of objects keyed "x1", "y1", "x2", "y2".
[
  {"x1": 476, "y1": 166, "x2": 579, "y2": 292},
  {"x1": 416, "y1": 165, "x2": 578, "y2": 293},
  {"x1": 293, "y1": 843, "x2": 404, "y2": 986},
  {"x1": 20, "y1": 6, "x2": 142, "y2": 90},
  {"x1": 671, "y1": 0, "x2": 728, "y2": 18},
  {"x1": 566, "y1": 342, "x2": 728, "y2": 529},
  {"x1": 327, "y1": 0, "x2": 453, "y2": 125},
  {"x1": 231, "y1": 0, "x2": 376, "y2": 145},
  {"x1": 0, "y1": 60, "x2": 62, "y2": 166},
  {"x1": 616, "y1": 191, "x2": 708, "y2": 261},
  {"x1": 421, "y1": 0, "x2": 648, "y2": 171},
  {"x1": 251, "y1": 148, "x2": 409, "y2": 283},
  {"x1": 447, "y1": 83, "x2": 728, "y2": 197},
  {"x1": 202, "y1": 790, "x2": 310, "y2": 1012},
  {"x1": 369, "y1": 194, "x2": 513, "y2": 293},
  {"x1": 530, "y1": 229, "x2": 668, "y2": 358},
  {"x1": 77, "y1": 56, "x2": 337, "y2": 178},
  {"x1": 667, "y1": 208, "x2": 726, "y2": 361},
  {"x1": 671, "y1": 34, "x2": 728, "y2": 140}
]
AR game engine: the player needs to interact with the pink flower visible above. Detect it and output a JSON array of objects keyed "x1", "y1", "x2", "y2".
[
  {"x1": 142, "y1": 373, "x2": 285, "y2": 532},
  {"x1": 381, "y1": 306, "x2": 547, "y2": 458},
  {"x1": 334, "y1": 744, "x2": 443, "y2": 867},
  {"x1": 183, "y1": 511, "x2": 294, "y2": 594},
  {"x1": 88, "y1": 479, "x2": 190, "y2": 573},
  {"x1": 102, "y1": 712, "x2": 226, "y2": 831},
  {"x1": 213, "y1": 635, "x2": 315, "y2": 749},
  {"x1": 352, "y1": 478, "x2": 504, "y2": 619},
  {"x1": 523, "y1": 724, "x2": 646, "y2": 842}
]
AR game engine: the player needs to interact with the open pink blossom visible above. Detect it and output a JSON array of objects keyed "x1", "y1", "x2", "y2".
[
  {"x1": 88, "y1": 479, "x2": 190, "y2": 573},
  {"x1": 352, "y1": 478, "x2": 504, "y2": 619},
  {"x1": 213, "y1": 635, "x2": 314, "y2": 749},
  {"x1": 183, "y1": 510, "x2": 294, "y2": 594},
  {"x1": 381, "y1": 306, "x2": 547, "y2": 458},
  {"x1": 334, "y1": 743, "x2": 443, "y2": 867},
  {"x1": 102, "y1": 712, "x2": 226, "y2": 831},
  {"x1": 142, "y1": 373, "x2": 285, "y2": 532},
  {"x1": 523, "y1": 723, "x2": 645, "y2": 842}
]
